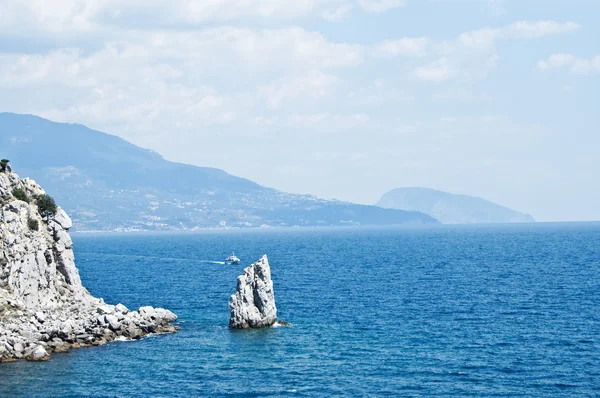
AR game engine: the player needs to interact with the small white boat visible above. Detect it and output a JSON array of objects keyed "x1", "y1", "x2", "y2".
[{"x1": 225, "y1": 253, "x2": 240, "y2": 264}]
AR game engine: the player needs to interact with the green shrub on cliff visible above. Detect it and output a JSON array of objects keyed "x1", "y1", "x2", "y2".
[
  {"x1": 0, "y1": 159, "x2": 9, "y2": 173},
  {"x1": 12, "y1": 188, "x2": 30, "y2": 203},
  {"x1": 27, "y1": 218, "x2": 39, "y2": 231},
  {"x1": 36, "y1": 194, "x2": 57, "y2": 221}
]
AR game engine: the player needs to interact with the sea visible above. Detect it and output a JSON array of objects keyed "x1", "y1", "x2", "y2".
[{"x1": 1, "y1": 223, "x2": 599, "y2": 397}]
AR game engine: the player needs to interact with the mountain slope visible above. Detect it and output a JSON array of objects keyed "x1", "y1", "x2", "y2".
[
  {"x1": 376, "y1": 187, "x2": 534, "y2": 224},
  {"x1": 0, "y1": 113, "x2": 437, "y2": 230}
]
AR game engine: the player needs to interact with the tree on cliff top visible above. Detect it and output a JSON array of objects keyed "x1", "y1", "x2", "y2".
[
  {"x1": 0, "y1": 159, "x2": 9, "y2": 173},
  {"x1": 37, "y1": 194, "x2": 57, "y2": 222}
]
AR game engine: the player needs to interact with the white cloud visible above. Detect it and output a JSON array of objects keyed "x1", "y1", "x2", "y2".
[
  {"x1": 538, "y1": 54, "x2": 600, "y2": 75},
  {"x1": 125, "y1": 0, "x2": 352, "y2": 23},
  {"x1": 182, "y1": 0, "x2": 326, "y2": 20},
  {"x1": 412, "y1": 20, "x2": 579, "y2": 82},
  {"x1": 40, "y1": 83, "x2": 242, "y2": 134},
  {"x1": 432, "y1": 88, "x2": 490, "y2": 101},
  {"x1": 259, "y1": 71, "x2": 341, "y2": 109},
  {"x1": 346, "y1": 79, "x2": 414, "y2": 106},
  {"x1": 454, "y1": 21, "x2": 579, "y2": 52},
  {"x1": 571, "y1": 56, "x2": 600, "y2": 74},
  {"x1": 322, "y1": 3, "x2": 354, "y2": 21},
  {"x1": 0, "y1": 0, "x2": 101, "y2": 33},
  {"x1": 373, "y1": 20, "x2": 579, "y2": 84},
  {"x1": 537, "y1": 54, "x2": 577, "y2": 70},
  {"x1": 288, "y1": 113, "x2": 370, "y2": 130},
  {"x1": 0, "y1": 0, "x2": 410, "y2": 38},
  {"x1": 374, "y1": 37, "x2": 429, "y2": 57},
  {"x1": 456, "y1": 28, "x2": 499, "y2": 51},
  {"x1": 357, "y1": 0, "x2": 406, "y2": 13},
  {"x1": 133, "y1": 27, "x2": 363, "y2": 71},
  {"x1": 0, "y1": 25, "x2": 365, "y2": 136},
  {"x1": 169, "y1": 28, "x2": 363, "y2": 68},
  {"x1": 0, "y1": 0, "x2": 352, "y2": 33},
  {"x1": 414, "y1": 58, "x2": 456, "y2": 82},
  {"x1": 506, "y1": 20, "x2": 580, "y2": 38}
]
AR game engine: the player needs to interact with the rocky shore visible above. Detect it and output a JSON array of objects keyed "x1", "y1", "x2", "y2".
[{"x1": 0, "y1": 169, "x2": 178, "y2": 362}]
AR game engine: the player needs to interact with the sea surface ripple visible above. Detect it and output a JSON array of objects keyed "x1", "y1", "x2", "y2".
[{"x1": 1, "y1": 223, "x2": 599, "y2": 397}]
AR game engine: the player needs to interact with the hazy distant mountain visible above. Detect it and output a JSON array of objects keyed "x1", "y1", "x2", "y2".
[
  {"x1": 376, "y1": 187, "x2": 534, "y2": 224},
  {"x1": 0, "y1": 113, "x2": 437, "y2": 231}
]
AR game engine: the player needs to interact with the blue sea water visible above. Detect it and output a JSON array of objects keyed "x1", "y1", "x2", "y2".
[{"x1": 1, "y1": 223, "x2": 600, "y2": 397}]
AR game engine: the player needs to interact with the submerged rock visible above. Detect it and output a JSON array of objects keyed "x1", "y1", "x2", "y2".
[
  {"x1": 229, "y1": 255, "x2": 277, "y2": 329},
  {"x1": 0, "y1": 169, "x2": 178, "y2": 363}
]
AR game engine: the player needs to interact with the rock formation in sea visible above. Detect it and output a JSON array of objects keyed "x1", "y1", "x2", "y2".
[
  {"x1": 0, "y1": 168, "x2": 178, "y2": 362},
  {"x1": 229, "y1": 255, "x2": 277, "y2": 329}
]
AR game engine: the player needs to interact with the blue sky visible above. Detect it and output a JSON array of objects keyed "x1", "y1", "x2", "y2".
[{"x1": 0, "y1": 0, "x2": 598, "y2": 221}]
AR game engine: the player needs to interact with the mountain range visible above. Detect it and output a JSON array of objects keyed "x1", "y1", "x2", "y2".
[
  {"x1": 376, "y1": 187, "x2": 534, "y2": 224},
  {"x1": 0, "y1": 113, "x2": 437, "y2": 231}
]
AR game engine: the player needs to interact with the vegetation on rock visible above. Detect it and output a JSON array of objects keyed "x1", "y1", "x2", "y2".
[
  {"x1": 12, "y1": 188, "x2": 30, "y2": 203},
  {"x1": 27, "y1": 218, "x2": 39, "y2": 231},
  {"x1": 36, "y1": 194, "x2": 57, "y2": 221},
  {"x1": 0, "y1": 159, "x2": 9, "y2": 173}
]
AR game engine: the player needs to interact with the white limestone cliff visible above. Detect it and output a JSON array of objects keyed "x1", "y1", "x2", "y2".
[
  {"x1": 229, "y1": 255, "x2": 277, "y2": 329},
  {"x1": 0, "y1": 170, "x2": 178, "y2": 362}
]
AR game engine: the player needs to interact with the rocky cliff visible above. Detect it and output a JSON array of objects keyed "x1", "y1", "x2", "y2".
[
  {"x1": 229, "y1": 255, "x2": 277, "y2": 329},
  {"x1": 0, "y1": 169, "x2": 178, "y2": 362}
]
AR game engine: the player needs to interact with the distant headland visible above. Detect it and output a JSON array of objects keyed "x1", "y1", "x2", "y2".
[{"x1": 376, "y1": 187, "x2": 535, "y2": 224}]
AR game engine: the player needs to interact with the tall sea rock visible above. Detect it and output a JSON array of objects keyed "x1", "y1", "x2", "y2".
[
  {"x1": 229, "y1": 255, "x2": 277, "y2": 329},
  {"x1": 0, "y1": 169, "x2": 178, "y2": 362}
]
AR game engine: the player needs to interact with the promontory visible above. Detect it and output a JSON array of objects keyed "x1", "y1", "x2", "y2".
[{"x1": 0, "y1": 166, "x2": 178, "y2": 362}]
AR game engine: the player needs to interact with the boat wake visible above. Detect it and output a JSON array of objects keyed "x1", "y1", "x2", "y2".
[{"x1": 75, "y1": 251, "x2": 234, "y2": 265}]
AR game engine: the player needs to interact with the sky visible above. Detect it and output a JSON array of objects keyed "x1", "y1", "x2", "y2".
[{"x1": 0, "y1": 0, "x2": 598, "y2": 222}]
